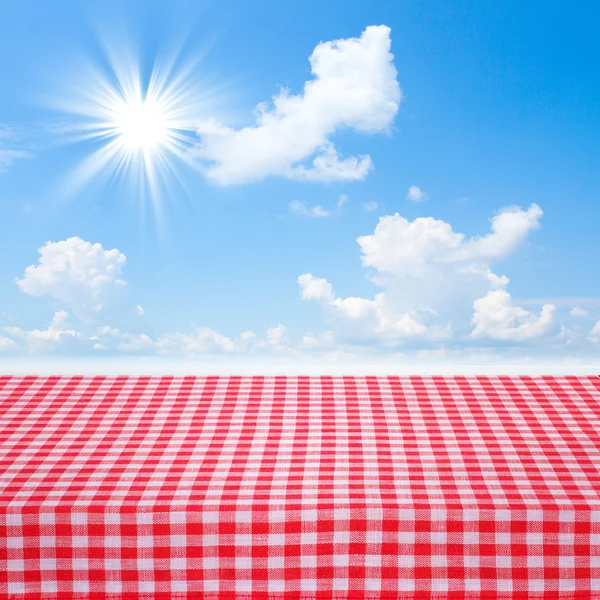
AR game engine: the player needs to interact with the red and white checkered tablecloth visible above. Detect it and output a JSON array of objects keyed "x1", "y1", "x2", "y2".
[{"x1": 1, "y1": 375, "x2": 600, "y2": 599}]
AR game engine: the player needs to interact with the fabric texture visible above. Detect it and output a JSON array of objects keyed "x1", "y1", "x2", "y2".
[{"x1": 1, "y1": 375, "x2": 599, "y2": 599}]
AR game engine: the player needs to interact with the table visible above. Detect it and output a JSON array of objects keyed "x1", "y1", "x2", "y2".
[{"x1": 1, "y1": 375, "x2": 599, "y2": 598}]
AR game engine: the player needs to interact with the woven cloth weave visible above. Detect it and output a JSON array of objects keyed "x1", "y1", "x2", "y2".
[{"x1": 1, "y1": 375, "x2": 600, "y2": 598}]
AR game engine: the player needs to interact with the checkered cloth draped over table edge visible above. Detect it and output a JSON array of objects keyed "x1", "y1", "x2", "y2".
[{"x1": 1, "y1": 375, "x2": 600, "y2": 599}]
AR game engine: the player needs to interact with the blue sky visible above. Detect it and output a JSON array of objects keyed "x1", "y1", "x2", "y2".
[{"x1": 1, "y1": 0, "x2": 599, "y2": 368}]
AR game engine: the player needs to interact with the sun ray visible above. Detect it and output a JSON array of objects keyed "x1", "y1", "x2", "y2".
[{"x1": 51, "y1": 37, "x2": 220, "y2": 221}]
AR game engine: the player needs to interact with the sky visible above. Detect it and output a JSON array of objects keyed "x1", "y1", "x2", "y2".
[{"x1": 1, "y1": 0, "x2": 599, "y2": 371}]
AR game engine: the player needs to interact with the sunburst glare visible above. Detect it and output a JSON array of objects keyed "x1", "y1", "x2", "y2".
[
  {"x1": 51, "y1": 36, "x2": 222, "y2": 218},
  {"x1": 116, "y1": 96, "x2": 169, "y2": 152}
]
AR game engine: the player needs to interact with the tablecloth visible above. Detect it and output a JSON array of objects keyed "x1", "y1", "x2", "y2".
[{"x1": 1, "y1": 375, "x2": 599, "y2": 599}]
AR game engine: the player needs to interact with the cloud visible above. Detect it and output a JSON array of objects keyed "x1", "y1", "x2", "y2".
[
  {"x1": 92, "y1": 326, "x2": 153, "y2": 352},
  {"x1": 570, "y1": 307, "x2": 588, "y2": 318},
  {"x1": 0, "y1": 125, "x2": 19, "y2": 140},
  {"x1": 16, "y1": 237, "x2": 127, "y2": 316},
  {"x1": 300, "y1": 330, "x2": 336, "y2": 350},
  {"x1": 289, "y1": 199, "x2": 331, "y2": 218},
  {"x1": 0, "y1": 335, "x2": 18, "y2": 351},
  {"x1": 0, "y1": 149, "x2": 33, "y2": 173},
  {"x1": 290, "y1": 143, "x2": 372, "y2": 183},
  {"x1": 337, "y1": 194, "x2": 350, "y2": 209},
  {"x1": 104, "y1": 323, "x2": 308, "y2": 357},
  {"x1": 298, "y1": 272, "x2": 435, "y2": 342},
  {"x1": 406, "y1": 185, "x2": 425, "y2": 203},
  {"x1": 298, "y1": 273, "x2": 334, "y2": 301},
  {"x1": 193, "y1": 25, "x2": 401, "y2": 185},
  {"x1": 154, "y1": 327, "x2": 259, "y2": 356},
  {"x1": 588, "y1": 320, "x2": 600, "y2": 343},
  {"x1": 362, "y1": 201, "x2": 379, "y2": 212},
  {"x1": 265, "y1": 324, "x2": 292, "y2": 349},
  {"x1": 3, "y1": 201, "x2": 579, "y2": 360},
  {"x1": 461, "y1": 203, "x2": 543, "y2": 260},
  {"x1": 299, "y1": 273, "x2": 372, "y2": 319},
  {"x1": 298, "y1": 203, "x2": 551, "y2": 344},
  {"x1": 3, "y1": 310, "x2": 80, "y2": 353},
  {"x1": 357, "y1": 203, "x2": 543, "y2": 277},
  {"x1": 559, "y1": 325, "x2": 575, "y2": 345},
  {"x1": 470, "y1": 290, "x2": 555, "y2": 341}
]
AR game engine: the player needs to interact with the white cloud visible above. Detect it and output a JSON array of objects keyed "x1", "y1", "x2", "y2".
[
  {"x1": 588, "y1": 320, "x2": 600, "y2": 343},
  {"x1": 3, "y1": 199, "x2": 580, "y2": 360},
  {"x1": 16, "y1": 237, "x2": 127, "y2": 316},
  {"x1": 0, "y1": 335, "x2": 18, "y2": 351},
  {"x1": 118, "y1": 334, "x2": 155, "y2": 352},
  {"x1": 155, "y1": 327, "x2": 258, "y2": 356},
  {"x1": 559, "y1": 325, "x2": 575, "y2": 345},
  {"x1": 300, "y1": 330, "x2": 335, "y2": 350},
  {"x1": 84, "y1": 323, "x2": 258, "y2": 356},
  {"x1": 93, "y1": 326, "x2": 156, "y2": 353},
  {"x1": 142, "y1": 325, "x2": 292, "y2": 356},
  {"x1": 193, "y1": 25, "x2": 401, "y2": 185},
  {"x1": 136, "y1": 305, "x2": 145, "y2": 316},
  {"x1": 291, "y1": 143, "x2": 372, "y2": 183},
  {"x1": 570, "y1": 307, "x2": 588, "y2": 318},
  {"x1": 0, "y1": 149, "x2": 33, "y2": 173},
  {"x1": 289, "y1": 199, "x2": 331, "y2": 218},
  {"x1": 362, "y1": 201, "x2": 379, "y2": 212},
  {"x1": 298, "y1": 273, "x2": 334, "y2": 301},
  {"x1": 406, "y1": 185, "x2": 425, "y2": 203},
  {"x1": 332, "y1": 295, "x2": 377, "y2": 320},
  {"x1": 265, "y1": 324, "x2": 292, "y2": 349},
  {"x1": 298, "y1": 273, "x2": 438, "y2": 342},
  {"x1": 337, "y1": 194, "x2": 349, "y2": 209},
  {"x1": 0, "y1": 125, "x2": 20, "y2": 140},
  {"x1": 461, "y1": 203, "x2": 543, "y2": 260},
  {"x1": 93, "y1": 322, "x2": 298, "y2": 357},
  {"x1": 3, "y1": 310, "x2": 80, "y2": 353},
  {"x1": 470, "y1": 290, "x2": 555, "y2": 341},
  {"x1": 299, "y1": 203, "x2": 551, "y2": 344},
  {"x1": 358, "y1": 204, "x2": 542, "y2": 276}
]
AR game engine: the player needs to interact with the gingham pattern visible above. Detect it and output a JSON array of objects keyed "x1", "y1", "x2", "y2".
[{"x1": 1, "y1": 375, "x2": 599, "y2": 599}]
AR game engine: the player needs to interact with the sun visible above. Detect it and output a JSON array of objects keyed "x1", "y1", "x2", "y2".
[
  {"x1": 54, "y1": 42, "x2": 216, "y2": 211},
  {"x1": 115, "y1": 96, "x2": 169, "y2": 153}
]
